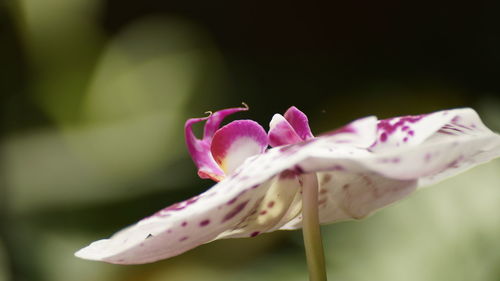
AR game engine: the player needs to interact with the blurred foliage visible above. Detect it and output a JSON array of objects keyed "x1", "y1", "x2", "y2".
[{"x1": 1, "y1": 0, "x2": 499, "y2": 281}]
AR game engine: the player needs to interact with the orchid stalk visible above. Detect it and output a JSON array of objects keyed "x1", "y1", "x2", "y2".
[{"x1": 75, "y1": 105, "x2": 500, "y2": 281}]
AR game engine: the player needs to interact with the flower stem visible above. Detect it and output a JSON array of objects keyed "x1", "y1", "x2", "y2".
[{"x1": 301, "y1": 173, "x2": 327, "y2": 281}]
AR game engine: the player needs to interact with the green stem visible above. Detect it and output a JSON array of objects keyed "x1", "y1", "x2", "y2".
[{"x1": 301, "y1": 173, "x2": 327, "y2": 281}]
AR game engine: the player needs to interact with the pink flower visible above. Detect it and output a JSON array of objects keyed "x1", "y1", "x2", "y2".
[{"x1": 75, "y1": 106, "x2": 500, "y2": 264}]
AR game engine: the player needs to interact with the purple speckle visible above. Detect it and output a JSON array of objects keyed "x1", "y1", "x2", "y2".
[
  {"x1": 408, "y1": 130, "x2": 414, "y2": 136},
  {"x1": 199, "y1": 219, "x2": 210, "y2": 227},
  {"x1": 447, "y1": 155, "x2": 464, "y2": 168},
  {"x1": 294, "y1": 165, "x2": 305, "y2": 173},
  {"x1": 179, "y1": 236, "x2": 189, "y2": 242},
  {"x1": 267, "y1": 201, "x2": 275, "y2": 208},
  {"x1": 280, "y1": 170, "x2": 298, "y2": 179},
  {"x1": 222, "y1": 200, "x2": 249, "y2": 222},
  {"x1": 322, "y1": 174, "x2": 332, "y2": 184},
  {"x1": 227, "y1": 197, "x2": 238, "y2": 205},
  {"x1": 259, "y1": 210, "x2": 267, "y2": 215},
  {"x1": 391, "y1": 157, "x2": 400, "y2": 163},
  {"x1": 331, "y1": 165, "x2": 345, "y2": 171},
  {"x1": 250, "y1": 231, "x2": 260, "y2": 237},
  {"x1": 181, "y1": 221, "x2": 188, "y2": 227},
  {"x1": 424, "y1": 153, "x2": 432, "y2": 162},
  {"x1": 380, "y1": 132, "x2": 388, "y2": 142},
  {"x1": 377, "y1": 115, "x2": 425, "y2": 136},
  {"x1": 403, "y1": 137, "x2": 408, "y2": 142}
]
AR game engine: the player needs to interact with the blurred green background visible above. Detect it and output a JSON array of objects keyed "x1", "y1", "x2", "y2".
[{"x1": 1, "y1": 1, "x2": 500, "y2": 281}]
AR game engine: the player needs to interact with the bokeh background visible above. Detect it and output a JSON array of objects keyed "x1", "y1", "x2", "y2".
[{"x1": 1, "y1": 1, "x2": 500, "y2": 281}]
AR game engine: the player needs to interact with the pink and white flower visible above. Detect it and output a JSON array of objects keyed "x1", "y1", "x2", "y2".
[{"x1": 75, "y1": 106, "x2": 500, "y2": 264}]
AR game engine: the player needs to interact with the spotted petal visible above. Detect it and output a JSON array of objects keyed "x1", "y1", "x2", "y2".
[{"x1": 76, "y1": 107, "x2": 500, "y2": 264}]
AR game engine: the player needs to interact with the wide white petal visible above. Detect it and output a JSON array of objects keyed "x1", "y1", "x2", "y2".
[{"x1": 76, "y1": 108, "x2": 500, "y2": 264}]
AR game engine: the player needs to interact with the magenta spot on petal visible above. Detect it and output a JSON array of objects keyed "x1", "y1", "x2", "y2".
[
  {"x1": 179, "y1": 236, "x2": 188, "y2": 242},
  {"x1": 227, "y1": 197, "x2": 238, "y2": 205},
  {"x1": 186, "y1": 197, "x2": 199, "y2": 205},
  {"x1": 199, "y1": 219, "x2": 210, "y2": 227},
  {"x1": 181, "y1": 221, "x2": 188, "y2": 227},
  {"x1": 222, "y1": 200, "x2": 249, "y2": 222},
  {"x1": 342, "y1": 184, "x2": 350, "y2": 190},
  {"x1": 424, "y1": 153, "x2": 432, "y2": 162},
  {"x1": 163, "y1": 202, "x2": 186, "y2": 212},
  {"x1": 377, "y1": 115, "x2": 425, "y2": 137},
  {"x1": 250, "y1": 231, "x2": 260, "y2": 237},
  {"x1": 294, "y1": 165, "x2": 304, "y2": 173},
  {"x1": 403, "y1": 137, "x2": 408, "y2": 142},
  {"x1": 392, "y1": 157, "x2": 400, "y2": 163},
  {"x1": 259, "y1": 210, "x2": 267, "y2": 215},
  {"x1": 280, "y1": 170, "x2": 298, "y2": 179},
  {"x1": 408, "y1": 130, "x2": 414, "y2": 136},
  {"x1": 331, "y1": 165, "x2": 344, "y2": 171},
  {"x1": 267, "y1": 201, "x2": 275, "y2": 208},
  {"x1": 322, "y1": 174, "x2": 332, "y2": 184},
  {"x1": 167, "y1": 229, "x2": 172, "y2": 234},
  {"x1": 380, "y1": 132, "x2": 388, "y2": 142}
]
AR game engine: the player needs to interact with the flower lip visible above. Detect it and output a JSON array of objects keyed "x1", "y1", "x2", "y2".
[
  {"x1": 185, "y1": 106, "x2": 249, "y2": 181},
  {"x1": 211, "y1": 119, "x2": 268, "y2": 175},
  {"x1": 184, "y1": 104, "x2": 268, "y2": 181}
]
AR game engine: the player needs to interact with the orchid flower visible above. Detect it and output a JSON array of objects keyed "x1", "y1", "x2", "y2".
[{"x1": 76, "y1": 105, "x2": 500, "y2": 279}]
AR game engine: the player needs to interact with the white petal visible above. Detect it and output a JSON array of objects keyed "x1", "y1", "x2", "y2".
[
  {"x1": 76, "y1": 108, "x2": 500, "y2": 264},
  {"x1": 75, "y1": 178, "x2": 274, "y2": 264}
]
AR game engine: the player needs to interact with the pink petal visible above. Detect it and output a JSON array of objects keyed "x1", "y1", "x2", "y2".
[
  {"x1": 211, "y1": 120, "x2": 268, "y2": 175},
  {"x1": 184, "y1": 106, "x2": 248, "y2": 181},
  {"x1": 283, "y1": 106, "x2": 314, "y2": 140},
  {"x1": 268, "y1": 114, "x2": 303, "y2": 147}
]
